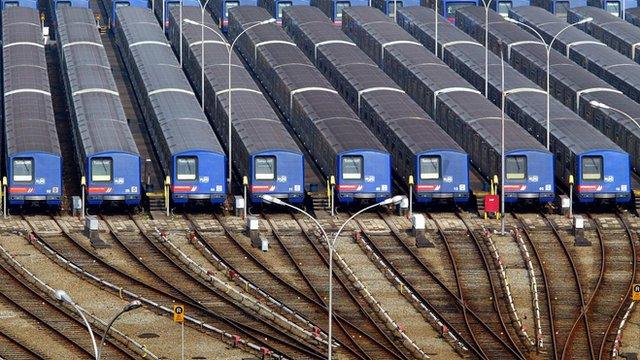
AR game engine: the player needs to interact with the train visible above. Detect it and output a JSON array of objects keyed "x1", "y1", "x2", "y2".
[
  {"x1": 627, "y1": 6, "x2": 640, "y2": 26},
  {"x1": 207, "y1": 0, "x2": 257, "y2": 30},
  {"x1": 456, "y1": 6, "x2": 640, "y2": 174},
  {"x1": 421, "y1": 0, "x2": 480, "y2": 22},
  {"x1": 3, "y1": 7, "x2": 62, "y2": 206},
  {"x1": 114, "y1": 7, "x2": 229, "y2": 205},
  {"x1": 370, "y1": 0, "x2": 419, "y2": 19},
  {"x1": 167, "y1": 6, "x2": 305, "y2": 203},
  {"x1": 398, "y1": 6, "x2": 631, "y2": 203},
  {"x1": 1, "y1": 0, "x2": 36, "y2": 8},
  {"x1": 282, "y1": 6, "x2": 471, "y2": 203},
  {"x1": 100, "y1": 0, "x2": 147, "y2": 27},
  {"x1": 258, "y1": 0, "x2": 310, "y2": 22},
  {"x1": 56, "y1": 6, "x2": 142, "y2": 206},
  {"x1": 568, "y1": 6, "x2": 640, "y2": 62},
  {"x1": 311, "y1": 0, "x2": 369, "y2": 24},
  {"x1": 530, "y1": 0, "x2": 586, "y2": 18},
  {"x1": 228, "y1": 6, "x2": 393, "y2": 203},
  {"x1": 153, "y1": 0, "x2": 199, "y2": 30},
  {"x1": 342, "y1": 6, "x2": 556, "y2": 203},
  {"x1": 586, "y1": 0, "x2": 637, "y2": 17}
]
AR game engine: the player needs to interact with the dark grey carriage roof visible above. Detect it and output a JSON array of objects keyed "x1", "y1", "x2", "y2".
[
  {"x1": 457, "y1": 6, "x2": 534, "y2": 44},
  {"x1": 230, "y1": 6, "x2": 386, "y2": 153},
  {"x1": 56, "y1": 6, "x2": 138, "y2": 156},
  {"x1": 2, "y1": 7, "x2": 60, "y2": 156},
  {"x1": 571, "y1": 7, "x2": 640, "y2": 45},
  {"x1": 116, "y1": 7, "x2": 223, "y2": 155},
  {"x1": 170, "y1": 7, "x2": 301, "y2": 154}
]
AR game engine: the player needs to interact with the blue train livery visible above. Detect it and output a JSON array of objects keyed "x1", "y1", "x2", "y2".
[
  {"x1": 530, "y1": 0, "x2": 586, "y2": 18},
  {"x1": 502, "y1": 150, "x2": 555, "y2": 203},
  {"x1": 86, "y1": 152, "x2": 141, "y2": 205},
  {"x1": 50, "y1": 0, "x2": 89, "y2": 8},
  {"x1": 8, "y1": 154, "x2": 62, "y2": 206},
  {"x1": 156, "y1": 0, "x2": 199, "y2": 30},
  {"x1": 414, "y1": 151, "x2": 470, "y2": 203},
  {"x1": 249, "y1": 151, "x2": 305, "y2": 203},
  {"x1": 171, "y1": 151, "x2": 227, "y2": 204},
  {"x1": 335, "y1": 150, "x2": 392, "y2": 203},
  {"x1": 2, "y1": 0, "x2": 37, "y2": 8},
  {"x1": 422, "y1": 0, "x2": 481, "y2": 22},
  {"x1": 258, "y1": 0, "x2": 310, "y2": 22},
  {"x1": 587, "y1": 0, "x2": 637, "y2": 17},
  {"x1": 311, "y1": 0, "x2": 369, "y2": 24},
  {"x1": 575, "y1": 150, "x2": 631, "y2": 203},
  {"x1": 208, "y1": 0, "x2": 258, "y2": 30},
  {"x1": 490, "y1": 0, "x2": 530, "y2": 16},
  {"x1": 371, "y1": 0, "x2": 419, "y2": 18},
  {"x1": 103, "y1": 0, "x2": 148, "y2": 27}
]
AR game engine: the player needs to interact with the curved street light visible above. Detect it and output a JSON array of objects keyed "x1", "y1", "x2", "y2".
[
  {"x1": 55, "y1": 289, "x2": 99, "y2": 359},
  {"x1": 261, "y1": 194, "x2": 403, "y2": 360},
  {"x1": 97, "y1": 300, "x2": 143, "y2": 360}
]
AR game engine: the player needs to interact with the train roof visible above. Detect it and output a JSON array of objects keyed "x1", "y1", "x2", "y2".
[
  {"x1": 56, "y1": 6, "x2": 139, "y2": 156},
  {"x1": 172, "y1": 6, "x2": 302, "y2": 155},
  {"x1": 569, "y1": 7, "x2": 640, "y2": 46},
  {"x1": 115, "y1": 7, "x2": 225, "y2": 156},
  {"x1": 2, "y1": 7, "x2": 60, "y2": 157},
  {"x1": 229, "y1": 5, "x2": 387, "y2": 154}
]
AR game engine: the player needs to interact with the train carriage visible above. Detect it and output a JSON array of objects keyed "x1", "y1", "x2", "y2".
[
  {"x1": 398, "y1": 6, "x2": 631, "y2": 203},
  {"x1": 586, "y1": 0, "x2": 637, "y2": 17},
  {"x1": 282, "y1": 6, "x2": 470, "y2": 203},
  {"x1": 100, "y1": 0, "x2": 147, "y2": 28},
  {"x1": 258, "y1": 0, "x2": 310, "y2": 23},
  {"x1": 342, "y1": 6, "x2": 555, "y2": 202},
  {"x1": 627, "y1": 6, "x2": 640, "y2": 26},
  {"x1": 2, "y1": 0, "x2": 37, "y2": 8},
  {"x1": 421, "y1": 0, "x2": 480, "y2": 22},
  {"x1": 3, "y1": 7, "x2": 62, "y2": 206},
  {"x1": 56, "y1": 6, "x2": 141, "y2": 205},
  {"x1": 228, "y1": 6, "x2": 392, "y2": 203},
  {"x1": 370, "y1": 0, "x2": 419, "y2": 19},
  {"x1": 153, "y1": 0, "x2": 199, "y2": 30},
  {"x1": 167, "y1": 6, "x2": 305, "y2": 203},
  {"x1": 114, "y1": 7, "x2": 228, "y2": 204},
  {"x1": 208, "y1": 0, "x2": 258, "y2": 30},
  {"x1": 311, "y1": 0, "x2": 368, "y2": 25},
  {"x1": 530, "y1": 0, "x2": 586, "y2": 18},
  {"x1": 456, "y1": 6, "x2": 640, "y2": 175}
]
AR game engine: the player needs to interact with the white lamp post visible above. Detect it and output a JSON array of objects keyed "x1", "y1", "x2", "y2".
[
  {"x1": 55, "y1": 290, "x2": 99, "y2": 360},
  {"x1": 504, "y1": 16, "x2": 592, "y2": 151},
  {"x1": 183, "y1": 17, "x2": 275, "y2": 192},
  {"x1": 261, "y1": 194, "x2": 403, "y2": 360},
  {"x1": 481, "y1": 0, "x2": 494, "y2": 98}
]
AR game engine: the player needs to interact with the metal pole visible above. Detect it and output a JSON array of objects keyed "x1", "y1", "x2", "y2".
[
  {"x1": 243, "y1": 176, "x2": 247, "y2": 219},
  {"x1": 76, "y1": 305, "x2": 99, "y2": 359},
  {"x1": 435, "y1": 0, "x2": 438, "y2": 58},
  {"x1": 97, "y1": 309, "x2": 125, "y2": 360},
  {"x1": 500, "y1": 51, "x2": 506, "y2": 235},
  {"x1": 228, "y1": 45, "x2": 233, "y2": 192},
  {"x1": 162, "y1": 0, "x2": 166, "y2": 33},
  {"x1": 80, "y1": 176, "x2": 86, "y2": 220},
  {"x1": 179, "y1": 0, "x2": 183, "y2": 66},
  {"x1": 546, "y1": 47, "x2": 550, "y2": 150},
  {"x1": 181, "y1": 321, "x2": 185, "y2": 360},
  {"x1": 201, "y1": 8, "x2": 205, "y2": 112},
  {"x1": 328, "y1": 244, "x2": 333, "y2": 360},
  {"x1": 408, "y1": 175, "x2": 413, "y2": 218},
  {"x1": 569, "y1": 175, "x2": 574, "y2": 219},
  {"x1": 484, "y1": 2, "x2": 489, "y2": 98},
  {"x1": 2, "y1": 177, "x2": 7, "y2": 220}
]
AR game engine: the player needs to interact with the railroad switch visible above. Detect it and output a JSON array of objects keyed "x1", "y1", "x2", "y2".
[
  {"x1": 85, "y1": 215, "x2": 109, "y2": 248},
  {"x1": 412, "y1": 214, "x2": 434, "y2": 248},
  {"x1": 572, "y1": 215, "x2": 591, "y2": 247},
  {"x1": 246, "y1": 216, "x2": 268, "y2": 251}
]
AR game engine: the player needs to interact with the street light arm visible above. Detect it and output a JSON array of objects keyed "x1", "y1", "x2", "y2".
[
  {"x1": 591, "y1": 101, "x2": 640, "y2": 132},
  {"x1": 183, "y1": 18, "x2": 229, "y2": 46},
  {"x1": 549, "y1": 18, "x2": 593, "y2": 53},
  {"x1": 55, "y1": 290, "x2": 99, "y2": 359},
  {"x1": 97, "y1": 308, "x2": 126, "y2": 360},
  {"x1": 505, "y1": 17, "x2": 547, "y2": 46}
]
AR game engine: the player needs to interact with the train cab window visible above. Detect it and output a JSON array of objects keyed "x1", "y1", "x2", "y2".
[
  {"x1": 3, "y1": 1, "x2": 19, "y2": 6},
  {"x1": 419, "y1": 156, "x2": 440, "y2": 180},
  {"x1": 388, "y1": 0, "x2": 403, "y2": 17},
  {"x1": 342, "y1": 155, "x2": 363, "y2": 180},
  {"x1": 582, "y1": 156, "x2": 603, "y2": 181},
  {"x1": 91, "y1": 158, "x2": 112, "y2": 182},
  {"x1": 225, "y1": 1, "x2": 239, "y2": 17},
  {"x1": 505, "y1": 155, "x2": 527, "y2": 180},
  {"x1": 277, "y1": 1, "x2": 292, "y2": 18},
  {"x1": 606, "y1": 1, "x2": 621, "y2": 16},
  {"x1": 57, "y1": 1, "x2": 72, "y2": 6},
  {"x1": 497, "y1": 1, "x2": 512, "y2": 16},
  {"x1": 176, "y1": 157, "x2": 197, "y2": 181},
  {"x1": 255, "y1": 156, "x2": 276, "y2": 180},
  {"x1": 446, "y1": 2, "x2": 475, "y2": 20},
  {"x1": 167, "y1": 0, "x2": 180, "y2": 7},
  {"x1": 115, "y1": 1, "x2": 130, "y2": 6},
  {"x1": 555, "y1": 1, "x2": 570, "y2": 18},
  {"x1": 12, "y1": 158, "x2": 33, "y2": 183},
  {"x1": 335, "y1": 1, "x2": 351, "y2": 20}
]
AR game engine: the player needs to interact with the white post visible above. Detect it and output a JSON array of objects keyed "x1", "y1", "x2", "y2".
[
  {"x1": 228, "y1": 44, "x2": 233, "y2": 191},
  {"x1": 484, "y1": 0, "x2": 492, "y2": 98},
  {"x1": 435, "y1": 0, "x2": 438, "y2": 58},
  {"x1": 569, "y1": 176, "x2": 573, "y2": 219},
  {"x1": 2, "y1": 177, "x2": 7, "y2": 220},
  {"x1": 500, "y1": 51, "x2": 506, "y2": 235},
  {"x1": 200, "y1": 8, "x2": 205, "y2": 112},
  {"x1": 546, "y1": 47, "x2": 550, "y2": 150},
  {"x1": 162, "y1": 0, "x2": 166, "y2": 33},
  {"x1": 181, "y1": 321, "x2": 185, "y2": 360},
  {"x1": 179, "y1": 0, "x2": 183, "y2": 66}
]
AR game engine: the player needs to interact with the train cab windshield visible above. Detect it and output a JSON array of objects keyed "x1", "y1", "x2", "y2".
[
  {"x1": 446, "y1": 2, "x2": 475, "y2": 20},
  {"x1": 419, "y1": 156, "x2": 440, "y2": 180},
  {"x1": 277, "y1": 1, "x2": 292, "y2": 18},
  {"x1": 388, "y1": 0, "x2": 403, "y2": 17},
  {"x1": 497, "y1": 1, "x2": 511, "y2": 16},
  {"x1": 342, "y1": 155, "x2": 363, "y2": 180},
  {"x1": 582, "y1": 156, "x2": 603, "y2": 180},
  {"x1": 91, "y1": 158, "x2": 112, "y2": 182},
  {"x1": 3, "y1": 1, "x2": 19, "y2": 7},
  {"x1": 605, "y1": 1, "x2": 620, "y2": 16},
  {"x1": 335, "y1": 1, "x2": 350, "y2": 19},
  {"x1": 225, "y1": 1, "x2": 239, "y2": 17},
  {"x1": 167, "y1": 0, "x2": 180, "y2": 8},
  {"x1": 57, "y1": 1, "x2": 72, "y2": 6},
  {"x1": 115, "y1": 1, "x2": 130, "y2": 6},
  {"x1": 506, "y1": 155, "x2": 527, "y2": 180},
  {"x1": 555, "y1": 1, "x2": 570, "y2": 17},
  {"x1": 13, "y1": 158, "x2": 33, "y2": 183},
  {"x1": 177, "y1": 157, "x2": 197, "y2": 181},
  {"x1": 255, "y1": 156, "x2": 276, "y2": 180}
]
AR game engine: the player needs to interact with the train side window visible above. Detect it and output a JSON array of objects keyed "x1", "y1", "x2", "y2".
[
  {"x1": 605, "y1": 1, "x2": 620, "y2": 16},
  {"x1": 342, "y1": 155, "x2": 363, "y2": 180},
  {"x1": 255, "y1": 156, "x2": 276, "y2": 180},
  {"x1": 176, "y1": 157, "x2": 198, "y2": 181},
  {"x1": 115, "y1": 1, "x2": 130, "y2": 6},
  {"x1": 167, "y1": 0, "x2": 180, "y2": 7},
  {"x1": 419, "y1": 156, "x2": 440, "y2": 180},
  {"x1": 388, "y1": 0, "x2": 403, "y2": 17},
  {"x1": 277, "y1": 1, "x2": 292, "y2": 18},
  {"x1": 12, "y1": 158, "x2": 33, "y2": 183},
  {"x1": 335, "y1": 1, "x2": 350, "y2": 19},
  {"x1": 555, "y1": 1, "x2": 570, "y2": 18},
  {"x1": 497, "y1": 1, "x2": 512, "y2": 16},
  {"x1": 91, "y1": 158, "x2": 112, "y2": 182},
  {"x1": 505, "y1": 155, "x2": 527, "y2": 180},
  {"x1": 582, "y1": 156, "x2": 603, "y2": 180},
  {"x1": 225, "y1": 1, "x2": 239, "y2": 17},
  {"x1": 3, "y1": 1, "x2": 18, "y2": 6},
  {"x1": 57, "y1": 0, "x2": 72, "y2": 6}
]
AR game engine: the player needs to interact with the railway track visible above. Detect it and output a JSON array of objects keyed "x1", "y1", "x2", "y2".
[
  {"x1": 26, "y1": 214, "x2": 317, "y2": 359},
  {"x1": 0, "y1": 329, "x2": 43, "y2": 360},
  {"x1": 0, "y1": 244, "x2": 130, "y2": 359},
  {"x1": 511, "y1": 213, "x2": 557, "y2": 359},
  {"x1": 587, "y1": 213, "x2": 637, "y2": 360},
  {"x1": 535, "y1": 214, "x2": 594, "y2": 360}
]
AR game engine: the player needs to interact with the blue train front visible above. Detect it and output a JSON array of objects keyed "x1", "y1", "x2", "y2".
[
  {"x1": 422, "y1": 0, "x2": 481, "y2": 22},
  {"x1": 8, "y1": 153, "x2": 62, "y2": 206},
  {"x1": 258, "y1": 0, "x2": 310, "y2": 23},
  {"x1": 575, "y1": 150, "x2": 631, "y2": 203},
  {"x1": 171, "y1": 151, "x2": 227, "y2": 205},
  {"x1": 530, "y1": 0, "x2": 586, "y2": 18},
  {"x1": 502, "y1": 150, "x2": 555, "y2": 203},
  {"x1": 1, "y1": 0, "x2": 37, "y2": 8},
  {"x1": 414, "y1": 150, "x2": 470, "y2": 203},
  {"x1": 86, "y1": 151, "x2": 141, "y2": 206},
  {"x1": 159, "y1": 0, "x2": 199, "y2": 30},
  {"x1": 490, "y1": 0, "x2": 531, "y2": 16},
  {"x1": 371, "y1": 0, "x2": 419, "y2": 18},
  {"x1": 335, "y1": 150, "x2": 392, "y2": 203},
  {"x1": 210, "y1": 0, "x2": 258, "y2": 30},
  {"x1": 250, "y1": 150, "x2": 305, "y2": 203},
  {"x1": 311, "y1": 0, "x2": 369, "y2": 25},
  {"x1": 586, "y1": 0, "x2": 637, "y2": 17}
]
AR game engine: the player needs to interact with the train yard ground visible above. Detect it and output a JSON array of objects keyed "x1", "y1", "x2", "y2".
[{"x1": 0, "y1": 207, "x2": 638, "y2": 360}]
